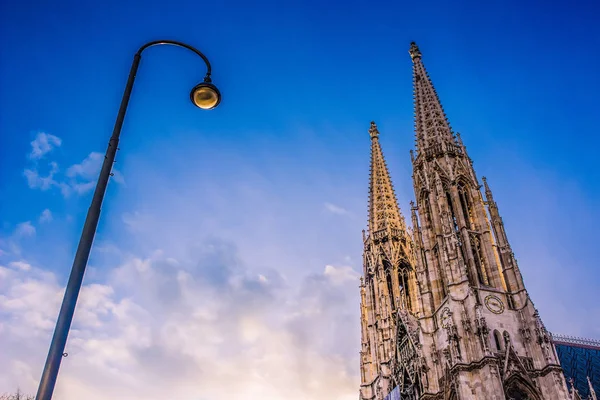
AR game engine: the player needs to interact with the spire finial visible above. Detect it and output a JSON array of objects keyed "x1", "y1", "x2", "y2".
[
  {"x1": 369, "y1": 121, "x2": 379, "y2": 139},
  {"x1": 409, "y1": 41, "x2": 422, "y2": 61}
]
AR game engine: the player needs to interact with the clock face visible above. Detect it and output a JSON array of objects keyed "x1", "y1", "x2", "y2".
[
  {"x1": 440, "y1": 307, "x2": 451, "y2": 328},
  {"x1": 484, "y1": 295, "x2": 505, "y2": 314}
]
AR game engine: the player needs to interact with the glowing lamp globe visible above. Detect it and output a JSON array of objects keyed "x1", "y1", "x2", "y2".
[{"x1": 190, "y1": 81, "x2": 221, "y2": 110}]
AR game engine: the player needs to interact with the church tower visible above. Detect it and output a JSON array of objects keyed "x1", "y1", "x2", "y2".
[{"x1": 359, "y1": 43, "x2": 572, "y2": 399}]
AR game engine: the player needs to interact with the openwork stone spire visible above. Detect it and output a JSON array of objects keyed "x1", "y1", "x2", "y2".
[
  {"x1": 368, "y1": 121, "x2": 405, "y2": 233},
  {"x1": 410, "y1": 41, "x2": 456, "y2": 153}
]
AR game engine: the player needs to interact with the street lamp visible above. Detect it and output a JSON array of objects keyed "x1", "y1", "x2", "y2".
[{"x1": 35, "y1": 40, "x2": 220, "y2": 400}]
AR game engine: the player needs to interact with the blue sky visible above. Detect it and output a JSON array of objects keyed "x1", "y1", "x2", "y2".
[{"x1": 1, "y1": 0, "x2": 599, "y2": 398}]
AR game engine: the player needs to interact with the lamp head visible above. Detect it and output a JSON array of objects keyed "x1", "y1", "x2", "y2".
[{"x1": 190, "y1": 77, "x2": 221, "y2": 110}]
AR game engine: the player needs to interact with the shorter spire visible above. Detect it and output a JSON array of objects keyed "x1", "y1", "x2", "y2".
[
  {"x1": 409, "y1": 41, "x2": 422, "y2": 61},
  {"x1": 367, "y1": 121, "x2": 405, "y2": 233}
]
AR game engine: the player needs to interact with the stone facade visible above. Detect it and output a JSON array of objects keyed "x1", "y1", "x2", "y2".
[{"x1": 359, "y1": 42, "x2": 571, "y2": 400}]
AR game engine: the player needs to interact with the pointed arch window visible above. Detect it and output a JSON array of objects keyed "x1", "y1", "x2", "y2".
[
  {"x1": 471, "y1": 234, "x2": 490, "y2": 285},
  {"x1": 397, "y1": 263, "x2": 412, "y2": 311},
  {"x1": 445, "y1": 190, "x2": 459, "y2": 233},
  {"x1": 493, "y1": 329, "x2": 504, "y2": 351},
  {"x1": 386, "y1": 271, "x2": 396, "y2": 311},
  {"x1": 457, "y1": 180, "x2": 475, "y2": 229},
  {"x1": 433, "y1": 246, "x2": 447, "y2": 298},
  {"x1": 421, "y1": 193, "x2": 433, "y2": 228},
  {"x1": 369, "y1": 279, "x2": 377, "y2": 311},
  {"x1": 504, "y1": 376, "x2": 541, "y2": 400}
]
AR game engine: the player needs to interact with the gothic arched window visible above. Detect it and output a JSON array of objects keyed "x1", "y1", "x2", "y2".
[
  {"x1": 504, "y1": 376, "x2": 541, "y2": 400},
  {"x1": 445, "y1": 190, "x2": 459, "y2": 233},
  {"x1": 493, "y1": 329, "x2": 503, "y2": 351},
  {"x1": 397, "y1": 263, "x2": 412, "y2": 311},
  {"x1": 471, "y1": 234, "x2": 490, "y2": 286},
  {"x1": 457, "y1": 180, "x2": 474, "y2": 229},
  {"x1": 386, "y1": 271, "x2": 396, "y2": 310},
  {"x1": 433, "y1": 246, "x2": 447, "y2": 299},
  {"x1": 369, "y1": 279, "x2": 377, "y2": 311},
  {"x1": 420, "y1": 192, "x2": 432, "y2": 228}
]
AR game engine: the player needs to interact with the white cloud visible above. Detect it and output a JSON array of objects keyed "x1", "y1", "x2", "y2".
[
  {"x1": 0, "y1": 240, "x2": 360, "y2": 399},
  {"x1": 14, "y1": 222, "x2": 36, "y2": 237},
  {"x1": 66, "y1": 152, "x2": 103, "y2": 180},
  {"x1": 23, "y1": 148, "x2": 124, "y2": 197},
  {"x1": 39, "y1": 209, "x2": 53, "y2": 223},
  {"x1": 24, "y1": 162, "x2": 59, "y2": 191},
  {"x1": 28, "y1": 132, "x2": 62, "y2": 160},
  {"x1": 323, "y1": 264, "x2": 360, "y2": 285},
  {"x1": 9, "y1": 261, "x2": 32, "y2": 271},
  {"x1": 324, "y1": 202, "x2": 349, "y2": 215},
  {"x1": 64, "y1": 152, "x2": 125, "y2": 195}
]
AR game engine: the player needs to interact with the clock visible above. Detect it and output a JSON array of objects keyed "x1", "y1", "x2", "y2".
[{"x1": 484, "y1": 295, "x2": 505, "y2": 314}]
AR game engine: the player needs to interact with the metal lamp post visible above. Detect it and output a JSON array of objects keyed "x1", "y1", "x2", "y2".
[{"x1": 35, "y1": 40, "x2": 221, "y2": 400}]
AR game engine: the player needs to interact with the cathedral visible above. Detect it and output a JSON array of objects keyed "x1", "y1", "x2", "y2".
[{"x1": 357, "y1": 42, "x2": 598, "y2": 400}]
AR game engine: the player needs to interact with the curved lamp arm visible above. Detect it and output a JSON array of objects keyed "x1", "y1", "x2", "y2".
[{"x1": 138, "y1": 40, "x2": 213, "y2": 80}]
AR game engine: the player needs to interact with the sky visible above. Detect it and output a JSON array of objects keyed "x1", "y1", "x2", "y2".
[{"x1": 1, "y1": 0, "x2": 599, "y2": 398}]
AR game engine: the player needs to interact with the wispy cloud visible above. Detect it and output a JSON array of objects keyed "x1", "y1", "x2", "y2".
[
  {"x1": 24, "y1": 162, "x2": 60, "y2": 191},
  {"x1": 28, "y1": 132, "x2": 62, "y2": 160},
  {"x1": 14, "y1": 221, "x2": 36, "y2": 237},
  {"x1": 9, "y1": 260, "x2": 32, "y2": 271},
  {"x1": 64, "y1": 151, "x2": 125, "y2": 195},
  {"x1": 39, "y1": 209, "x2": 53, "y2": 223},
  {"x1": 323, "y1": 264, "x2": 360, "y2": 285},
  {"x1": 23, "y1": 140, "x2": 124, "y2": 197},
  {"x1": 324, "y1": 202, "x2": 349, "y2": 215}
]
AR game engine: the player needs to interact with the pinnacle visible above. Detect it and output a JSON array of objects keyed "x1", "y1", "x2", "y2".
[{"x1": 482, "y1": 176, "x2": 495, "y2": 202}]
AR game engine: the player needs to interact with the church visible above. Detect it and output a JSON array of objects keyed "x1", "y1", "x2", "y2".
[{"x1": 357, "y1": 42, "x2": 599, "y2": 400}]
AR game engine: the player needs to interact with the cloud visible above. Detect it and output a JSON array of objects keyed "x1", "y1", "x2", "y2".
[
  {"x1": 324, "y1": 202, "x2": 349, "y2": 215},
  {"x1": 8, "y1": 261, "x2": 32, "y2": 271},
  {"x1": 28, "y1": 133, "x2": 62, "y2": 160},
  {"x1": 23, "y1": 147, "x2": 124, "y2": 197},
  {"x1": 0, "y1": 239, "x2": 360, "y2": 400},
  {"x1": 39, "y1": 209, "x2": 52, "y2": 223},
  {"x1": 66, "y1": 152, "x2": 125, "y2": 191},
  {"x1": 66, "y1": 152, "x2": 102, "y2": 180},
  {"x1": 323, "y1": 264, "x2": 360, "y2": 285},
  {"x1": 14, "y1": 222, "x2": 36, "y2": 237},
  {"x1": 24, "y1": 162, "x2": 59, "y2": 191}
]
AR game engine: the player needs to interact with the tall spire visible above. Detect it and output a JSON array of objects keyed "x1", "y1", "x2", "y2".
[
  {"x1": 368, "y1": 121, "x2": 405, "y2": 233},
  {"x1": 410, "y1": 42, "x2": 456, "y2": 153}
]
